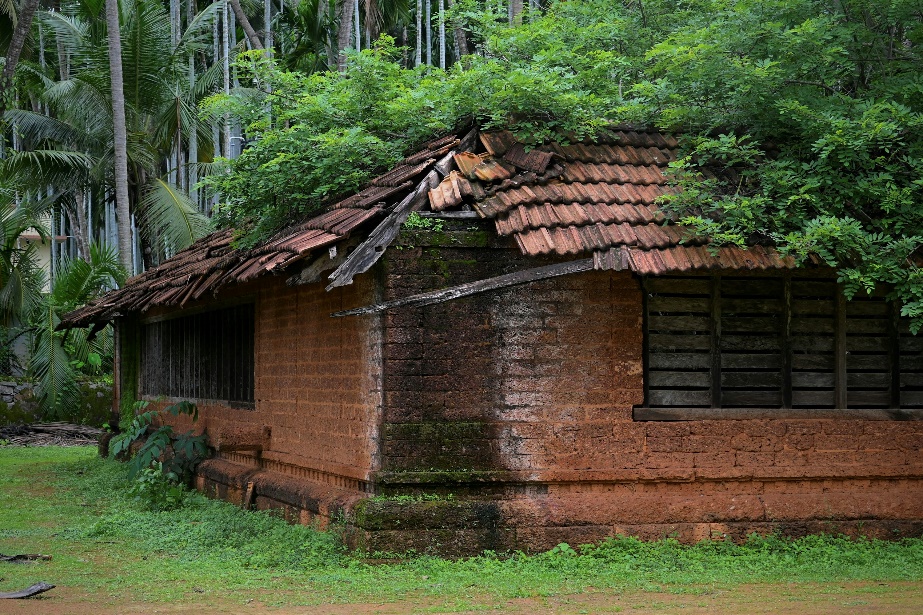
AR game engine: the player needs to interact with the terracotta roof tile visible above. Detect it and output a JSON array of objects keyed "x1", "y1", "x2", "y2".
[
  {"x1": 454, "y1": 152, "x2": 483, "y2": 177},
  {"x1": 60, "y1": 132, "x2": 460, "y2": 327},
  {"x1": 479, "y1": 131, "x2": 517, "y2": 156},
  {"x1": 63, "y1": 126, "x2": 805, "y2": 329},
  {"x1": 503, "y1": 143, "x2": 554, "y2": 173}
]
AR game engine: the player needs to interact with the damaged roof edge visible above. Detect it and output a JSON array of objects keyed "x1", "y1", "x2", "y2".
[{"x1": 59, "y1": 124, "x2": 806, "y2": 329}]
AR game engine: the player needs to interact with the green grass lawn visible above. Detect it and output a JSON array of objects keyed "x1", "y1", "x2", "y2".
[{"x1": 2, "y1": 446, "x2": 923, "y2": 612}]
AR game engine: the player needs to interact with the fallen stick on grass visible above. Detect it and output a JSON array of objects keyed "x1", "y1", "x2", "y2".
[
  {"x1": 0, "y1": 582, "x2": 55, "y2": 599},
  {"x1": 0, "y1": 554, "x2": 52, "y2": 563}
]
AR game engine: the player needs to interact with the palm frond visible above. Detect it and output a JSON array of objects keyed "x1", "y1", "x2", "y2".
[
  {"x1": 4, "y1": 109, "x2": 82, "y2": 146},
  {"x1": 0, "y1": 0, "x2": 15, "y2": 25},
  {"x1": 177, "y1": 1, "x2": 222, "y2": 52},
  {"x1": 29, "y1": 305, "x2": 80, "y2": 419},
  {"x1": 0, "y1": 243, "x2": 45, "y2": 327},
  {"x1": 138, "y1": 179, "x2": 211, "y2": 253},
  {"x1": 0, "y1": 150, "x2": 94, "y2": 188},
  {"x1": 36, "y1": 10, "x2": 88, "y2": 50}
]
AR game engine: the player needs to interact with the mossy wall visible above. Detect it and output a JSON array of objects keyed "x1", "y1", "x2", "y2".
[{"x1": 0, "y1": 380, "x2": 112, "y2": 426}]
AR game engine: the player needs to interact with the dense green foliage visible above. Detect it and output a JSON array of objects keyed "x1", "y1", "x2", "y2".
[
  {"x1": 2, "y1": 446, "x2": 923, "y2": 609},
  {"x1": 110, "y1": 400, "x2": 207, "y2": 490},
  {"x1": 212, "y1": 0, "x2": 923, "y2": 325}
]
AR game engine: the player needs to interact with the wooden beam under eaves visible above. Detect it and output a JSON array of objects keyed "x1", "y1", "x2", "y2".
[{"x1": 330, "y1": 258, "x2": 595, "y2": 317}]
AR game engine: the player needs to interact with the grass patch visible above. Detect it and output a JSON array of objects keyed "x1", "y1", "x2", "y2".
[{"x1": 1, "y1": 446, "x2": 923, "y2": 609}]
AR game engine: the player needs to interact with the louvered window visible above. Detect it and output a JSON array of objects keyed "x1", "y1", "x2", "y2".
[
  {"x1": 140, "y1": 304, "x2": 255, "y2": 406},
  {"x1": 637, "y1": 275, "x2": 923, "y2": 418}
]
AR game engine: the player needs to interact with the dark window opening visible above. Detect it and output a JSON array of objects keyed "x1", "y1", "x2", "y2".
[
  {"x1": 640, "y1": 274, "x2": 923, "y2": 414},
  {"x1": 140, "y1": 303, "x2": 255, "y2": 406}
]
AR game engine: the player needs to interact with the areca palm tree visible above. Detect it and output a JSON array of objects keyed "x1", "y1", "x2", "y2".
[{"x1": 20, "y1": 0, "x2": 216, "y2": 268}]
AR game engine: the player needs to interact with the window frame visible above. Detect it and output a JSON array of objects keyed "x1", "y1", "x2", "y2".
[
  {"x1": 633, "y1": 272, "x2": 923, "y2": 421},
  {"x1": 138, "y1": 299, "x2": 256, "y2": 409}
]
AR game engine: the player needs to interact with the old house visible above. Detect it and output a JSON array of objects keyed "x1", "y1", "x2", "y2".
[{"x1": 63, "y1": 127, "x2": 923, "y2": 555}]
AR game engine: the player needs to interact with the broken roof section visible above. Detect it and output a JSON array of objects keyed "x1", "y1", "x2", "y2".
[
  {"x1": 62, "y1": 126, "x2": 809, "y2": 328},
  {"x1": 439, "y1": 128, "x2": 805, "y2": 275}
]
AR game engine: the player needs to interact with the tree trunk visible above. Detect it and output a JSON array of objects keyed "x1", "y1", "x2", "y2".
[
  {"x1": 509, "y1": 0, "x2": 523, "y2": 26},
  {"x1": 446, "y1": 0, "x2": 468, "y2": 62},
  {"x1": 415, "y1": 0, "x2": 422, "y2": 66},
  {"x1": 353, "y1": 0, "x2": 360, "y2": 51},
  {"x1": 188, "y1": 0, "x2": 198, "y2": 206},
  {"x1": 229, "y1": 0, "x2": 264, "y2": 50},
  {"x1": 69, "y1": 191, "x2": 90, "y2": 261},
  {"x1": 438, "y1": 0, "x2": 445, "y2": 69},
  {"x1": 335, "y1": 0, "x2": 353, "y2": 72},
  {"x1": 0, "y1": 0, "x2": 40, "y2": 119},
  {"x1": 425, "y1": 0, "x2": 431, "y2": 66},
  {"x1": 105, "y1": 0, "x2": 134, "y2": 271},
  {"x1": 222, "y1": 0, "x2": 231, "y2": 159},
  {"x1": 263, "y1": 0, "x2": 272, "y2": 54}
]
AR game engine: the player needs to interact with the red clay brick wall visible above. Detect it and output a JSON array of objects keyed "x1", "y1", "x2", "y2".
[
  {"x1": 141, "y1": 274, "x2": 382, "y2": 490},
  {"x1": 379, "y1": 237, "x2": 642, "y2": 473},
  {"x1": 379, "y1": 229, "x2": 923, "y2": 545}
]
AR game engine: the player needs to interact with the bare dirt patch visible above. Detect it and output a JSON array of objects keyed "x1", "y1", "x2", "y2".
[{"x1": 2, "y1": 582, "x2": 922, "y2": 615}]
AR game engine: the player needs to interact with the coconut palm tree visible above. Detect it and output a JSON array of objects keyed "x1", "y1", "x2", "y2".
[{"x1": 27, "y1": 0, "x2": 216, "y2": 267}]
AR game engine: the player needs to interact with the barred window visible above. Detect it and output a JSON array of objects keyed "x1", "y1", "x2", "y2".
[
  {"x1": 140, "y1": 303, "x2": 255, "y2": 406},
  {"x1": 636, "y1": 275, "x2": 923, "y2": 419}
]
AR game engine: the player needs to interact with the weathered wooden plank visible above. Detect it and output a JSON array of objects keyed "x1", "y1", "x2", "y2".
[
  {"x1": 791, "y1": 336, "x2": 835, "y2": 352},
  {"x1": 890, "y1": 301, "x2": 901, "y2": 409},
  {"x1": 900, "y1": 373, "x2": 923, "y2": 387},
  {"x1": 847, "y1": 390, "x2": 891, "y2": 406},
  {"x1": 721, "y1": 298, "x2": 782, "y2": 313},
  {"x1": 721, "y1": 371, "x2": 782, "y2": 388},
  {"x1": 648, "y1": 352, "x2": 712, "y2": 369},
  {"x1": 634, "y1": 407, "x2": 923, "y2": 421},
  {"x1": 710, "y1": 275, "x2": 722, "y2": 409},
  {"x1": 720, "y1": 335, "x2": 781, "y2": 351},
  {"x1": 720, "y1": 390, "x2": 783, "y2": 406},
  {"x1": 326, "y1": 129, "x2": 477, "y2": 290},
  {"x1": 647, "y1": 371, "x2": 710, "y2": 388},
  {"x1": 719, "y1": 278, "x2": 783, "y2": 296},
  {"x1": 287, "y1": 237, "x2": 360, "y2": 286},
  {"x1": 846, "y1": 301, "x2": 890, "y2": 316},
  {"x1": 647, "y1": 296, "x2": 711, "y2": 313},
  {"x1": 791, "y1": 390, "x2": 835, "y2": 406},
  {"x1": 721, "y1": 316, "x2": 781, "y2": 333},
  {"x1": 791, "y1": 300, "x2": 835, "y2": 316},
  {"x1": 900, "y1": 391, "x2": 923, "y2": 406},
  {"x1": 417, "y1": 210, "x2": 480, "y2": 219},
  {"x1": 841, "y1": 318, "x2": 889, "y2": 334},
  {"x1": 722, "y1": 353, "x2": 783, "y2": 369},
  {"x1": 791, "y1": 318, "x2": 835, "y2": 334},
  {"x1": 782, "y1": 275, "x2": 793, "y2": 409},
  {"x1": 792, "y1": 352, "x2": 835, "y2": 372},
  {"x1": 647, "y1": 389, "x2": 712, "y2": 407},
  {"x1": 846, "y1": 373, "x2": 891, "y2": 388},
  {"x1": 649, "y1": 333, "x2": 712, "y2": 351},
  {"x1": 845, "y1": 336, "x2": 890, "y2": 352},
  {"x1": 644, "y1": 277, "x2": 711, "y2": 295},
  {"x1": 791, "y1": 372, "x2": 836, "y2": 388},
  {"x1": 647, "y1": 315, "x2": 711, "y2": 332},
  {"x1": 331, "y1": 259, "x2": 596, "y2": 317},
  {"x1": 846, "y1": 354, "x2": 889, "y2": 370},
  {"x1": 791, "y1": 280, "x2": 837, "y2": 297},
  {"x1": 899, "y1": 336, "x2": 923, "y2": 351}
]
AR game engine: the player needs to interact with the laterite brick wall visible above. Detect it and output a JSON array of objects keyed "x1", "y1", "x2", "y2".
[
  {"x1": 142, "y1": 274, "x2": 382, "y2": 501},
  {"x1": 375, "y1": 227, "x2": 923, "y2": 551}
]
